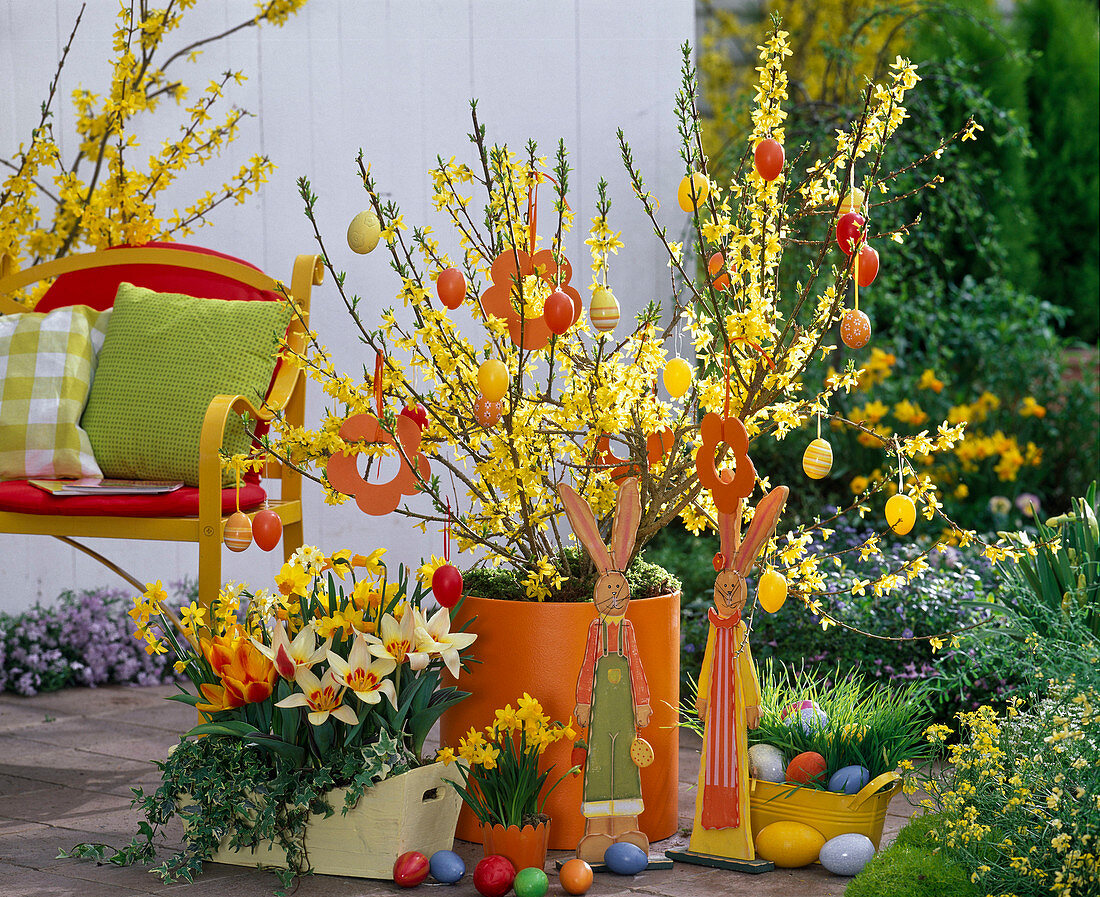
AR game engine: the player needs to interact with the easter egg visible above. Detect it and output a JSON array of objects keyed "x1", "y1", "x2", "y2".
[
  {"x1": 437, "y1": 267, "x2": 466, "y2": 309},
  {"x1": 663, "y1": 357, "x2": 693, "y2": 398},
  {"x1": 780, "y1": 700, "x2": 828, "y2": 735},
  {"x1": 838, "y1": 188, "x2": 865, "y2": 216},
  {"x1": 835, "y1": 212, "x2": 865, "y2": 255},
  {"x1": 478, "y1": 359, "x2": 508, "y2": 403},
  {"x1": 840, "y1": 308, "x2": 871, "y2": 349},
  {"x1": 802, "y1": 437, "x2": 833, "y2": 479},
  {"x1": 754, "y1": 138, "x2": 785, "y2": 181},
  {"x1": 630, "y1": 736, "x2": 654, "y2": 768},
  {"x1": 474, "y1": 396, "x2": 504, "y2": 427},
  {"x1": 393, "y1": 850, "x2": 429, "y2": 887},
  {"x1": 747, "y1": 743, "x2": 787, "y2": 783},
  {"x1": 754, "y1": 820, "x2": 826, "y2": 868},
  {"x1": 544, "y1": 289, "x2": 575, "y2": 335},
  {"x1": 886, "y1": 493, "x2": 916, "y2": 535},
  {"x1": 223, "y1": 511, "x2": 252, "y2": 552},
  {"x1": 604, "y1": 841, "x2": 648, "y2": 875},
  {"x1": 558, "y1": 858, "x2": 594, "y2": 895},
  {"x1": 678, "y1": 171, "x2": 709, "y2": 212},
  {"x1": 786, "y1": 750, "x2": 828, "y2": 785},
  {"x1": 819, "y1": 833, "x2": 876, "y2": 876},
  {"x1": 251, "y1": 508, "x2": 282, "y2": 552},
  {"x1": 513, "y1": 866, "x2": 549, "y2": 897},
  {"x1": 708, "y1": 251, "x2": 730, "y2": 290},
  {"x1": 589, "y1": 285, "x2": 620, "y2": 332},
  {"x1": 758, "y1": 568, "x2": 788, "y2": 613},
  {"x1": 432, "y1": 563, "x2": 464, "y2": 609},
  {"x1": 347, "y1": 210, "x2": 381, "y2": 254},
  {"x1": 473, "y1": 855, "x2": 516, "y2": 897},
  {"x1": 429, "y1": 849, "x2": 466, "y2": 884},
  {"x1": 399, "y1": 402, "x2": 429, "y2": 429},
  {"x1": 828, "y1": 764, "x2": 871, "y2": 795},
  {"x1": 856, "y1": 244, "x2": 879, "y2": 287}
]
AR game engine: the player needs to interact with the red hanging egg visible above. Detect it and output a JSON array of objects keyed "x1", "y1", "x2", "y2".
[
  {"x1": 857, "y1": 244, "x2": 879, "y2": 287},
  {"x1": 223, "y1": 511, "x2": 252, "y2": 552},
  {"x1": 544, "y1": 289, "x2": 575, "y2": 335},
  {"x1": 754, "y1": 138, "x2": 785, "y2": 181},
  {"x1": 840, "y1": 308, "x2": 872, "y2": 349},
  {"x1": 252, "y1": 508, "x2": 283, "y2": 552},
  {"x1": 474, "y1": 396, "x2": 504, "y2": 427},
  {"x1": 437, "y1": 267, "x2": 466, "y2": 309},
  {"x1": 836, "y1": 213, "x2": 866, "y2": 255},
  {"x1": 474, "y1": 855, "x2": 516, "y2": 897},
  {"x1": 432, "y1": 563, "x2": 464, "y2": 608},
  {"x1": 399, "y1": 402, "x2": 429, "y2": 429},
  {"x1": 393, "y1": 850, "x2": 430, "y2": 888},
  {"x1": 708, "y1": 251, "x2": 731, "y2": 291}
]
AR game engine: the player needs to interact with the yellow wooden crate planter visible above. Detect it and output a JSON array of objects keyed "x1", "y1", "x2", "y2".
[
  {"x1": 193, "y1": 763, "x2": 461, "y2": 879},
  {"x1": 748, "y1": 770, "x2": 901, "y2": 850}
]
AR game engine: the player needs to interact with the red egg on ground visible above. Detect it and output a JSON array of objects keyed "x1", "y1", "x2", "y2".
[
  {"x1": 473, "y1": 855, "x2": 516, "y2": 897},
  {"x1": 393, "y1": 850, "x2": 430, "y2": 887},
  {"x1": 559, "y1": 857, "x2": 594, "y2": 895},
  {"x1": 786, "y1": 751, "x2": 828, "y2": 785}
]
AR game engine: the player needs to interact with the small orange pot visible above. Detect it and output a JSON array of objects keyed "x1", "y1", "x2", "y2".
[
  {"x1": 481, "y1": 820, "x2": 550, "y2": 871},
  {"x1": 442, "y1": 591, "x2": 681, "y2": 849}
]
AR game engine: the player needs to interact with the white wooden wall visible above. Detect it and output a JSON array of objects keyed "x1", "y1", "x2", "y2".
[{"x1": 0, "y1": 0, "x2": 694, "y2": 614}]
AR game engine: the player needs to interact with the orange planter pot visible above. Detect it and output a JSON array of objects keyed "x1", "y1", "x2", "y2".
[
  {"x1": 482, "y1": 820, "x2": 550, "y2": 871},
  {"x1": 442, "y1": 591, "x2": 681, "y2": 850}
]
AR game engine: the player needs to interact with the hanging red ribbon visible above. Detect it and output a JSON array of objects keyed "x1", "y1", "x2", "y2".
[
  {"x1": 444, "y1": 498, "x2": 452, "y2": 563},
  {"x1": 373, "y1": 351, "x2": 384, "y2": 417},
  {"x1": 526, "y1": 170, "x2": 570, "y2": 267}
]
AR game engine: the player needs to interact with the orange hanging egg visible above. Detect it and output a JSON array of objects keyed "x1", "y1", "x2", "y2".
[
  {"x1": 708, "y1": 252, "x2": 731, "y2": 291},
  {"x1": 436, "y1": 267, "x2": 466, "y2": 309},
  {"x1": 589, "y1": 285, "x2": 620, "y2": 332},
  {"x1": 223, "y1": 511, "x2": 252, "y2": 552},
  {"x1": 840, "y1": 309, "x2": 871, "y2": 349},
  {"x1": 857, "y1": 245, "x2": 880, "y2": 287},
  {"x1": 758, "y1": 568, "x2": 788, "y2": 613},
  {"x1": 886, "y1": 493, "x2": 917, "y2": 535},
  {"x1": 252, "y1": 508, "x2": 283, "y2": 552},
  {"x1": 802, "y1": 437, "x2": 833, "y2": 479},
  {"x1": 754, "y1": 139, "x2": 785, "y2": 181},
  {"x1": 474, "y1": 396, "x2": 504, "y2": 427}
]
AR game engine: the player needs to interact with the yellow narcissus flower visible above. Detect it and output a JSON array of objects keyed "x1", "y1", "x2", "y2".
[
  {"x1": 327, "y1": 637, "x2": 397, "y2": 708},
  {"x1": 276, "y1": 667, "x2": 358, "y2": 726},
  {"x1": 275, "y1": 562, "x2": 311, "y2": 598}
]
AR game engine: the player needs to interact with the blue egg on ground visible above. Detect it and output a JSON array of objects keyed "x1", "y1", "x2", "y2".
[
  {"x1": 827, "y1": 764, "x2": 871, "y2": 794},
  {"x1": 429, "y1": 849, "x2": 465, "y2": 883},
  {"x1": 604, "y1": 841, "x2": 648, "y2": 875},
  {"x1": 819, "y1": 832, "x2": 875, "y2": 876}
]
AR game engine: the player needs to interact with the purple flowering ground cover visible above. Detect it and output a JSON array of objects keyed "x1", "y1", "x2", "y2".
[{"x1": 0, "y1": 585, "x2": 183, "y2": 695}]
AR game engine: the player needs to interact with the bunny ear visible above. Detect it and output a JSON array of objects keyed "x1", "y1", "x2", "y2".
[
  {"x1": 610, "y1": 477, "x2": 641, "y2": 570},
  {"x1": 558, "y1": 483, "x2": 614, "y2": 573},
  {"x1": 732, "y1": 486, "x2": 789, "y2": 575},
  {"x1": 718, "y1": 498, "x2": 744, "y2": 568}
]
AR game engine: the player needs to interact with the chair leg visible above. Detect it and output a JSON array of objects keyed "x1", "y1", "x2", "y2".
[
  {"x1": 198, "y1": 521, "x2": 223, "y2": 609},
  {"x1": 282, "y1": 519, "x2": 303, "y2": 564}
]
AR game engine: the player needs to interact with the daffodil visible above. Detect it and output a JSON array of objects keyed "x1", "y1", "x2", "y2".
[
  {"x1": 251, "y1": 621, "x2": 330, "y2": 680},
  {"x1": 417, "y1": 607, "x2": 477, "y2": 678},
  {"x1": 276, "y1": 667, "x2": 358, "y2": 726},
  {"x1": 367, "y1": 610, "x2": 430, "y2": 670},
  {"x1": 328, "y1": 637, "x2": 397, "y2": 708}
]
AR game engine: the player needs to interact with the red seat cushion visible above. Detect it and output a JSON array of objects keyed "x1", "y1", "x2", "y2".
[{"x1": 0, "y1": 480, "x2": 266, "y2": 517}]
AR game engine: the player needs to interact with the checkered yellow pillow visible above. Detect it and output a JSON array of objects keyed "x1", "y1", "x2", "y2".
[{"x1": 0, "y1": 305, "x2": 110, "y2": 479}]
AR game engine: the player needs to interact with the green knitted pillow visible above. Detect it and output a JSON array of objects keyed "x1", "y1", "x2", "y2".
[{"x1": 81, "y1": 282, "x2": 292, "y2": 486}]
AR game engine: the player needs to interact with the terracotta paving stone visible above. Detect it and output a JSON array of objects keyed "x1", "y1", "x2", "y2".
[{"x1": 0, "y1": 685, "x2": 925, "y2": 896}]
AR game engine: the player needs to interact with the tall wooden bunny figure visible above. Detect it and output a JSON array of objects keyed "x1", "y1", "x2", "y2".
[
  {"x1": 680, "y1": 484, "x2": 788, "y2": 869},
  {"x1": 558, "y1": 477, "x2": 652, "y2": 862}
]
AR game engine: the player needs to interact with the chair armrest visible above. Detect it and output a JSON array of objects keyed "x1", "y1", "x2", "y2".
[{"x1": 198, "y1": 394, "x2": 268, "y2": 526}]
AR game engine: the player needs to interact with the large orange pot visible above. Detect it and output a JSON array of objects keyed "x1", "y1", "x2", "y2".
[{"x1": 442, "y1": 591, "x2": 681, "y2": 849}]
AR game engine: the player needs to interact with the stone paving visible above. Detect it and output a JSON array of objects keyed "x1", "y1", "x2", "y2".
[{"x1": 0, "y1": 685, "x2": 924, "y2": 896}]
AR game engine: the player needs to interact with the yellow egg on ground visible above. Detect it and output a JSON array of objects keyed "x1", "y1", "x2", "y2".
[
  {"x1": 839, "y1": 187, "x2": 866, "y2": 216},
  {"x1": 802, "y1": 437, "x2": 833, "y2": 479},
  {"x1": 677, "y1": 171, "x2": 709, "y2": 212},
  {"x1": 886, "y1": 493, "x2": 917, "y2": 535},
  {"x1": 347, "y1": 210, "x2": 381, "y2": 254},
  {"x1": 589, "y1": 285, "x2": 620, "y2": 333},
  {"x1": 754, "y1": 820, "x2": 826, "y2": 868},
  {"x1": 663, "y1": 357, "x2": 693, "y2": 398},
  {"x1": 223, "y1": 511, "x2": 253, "y2": 552},
  {"x1": 758, "y1": 569, "x2": 788, "y2": 613}
]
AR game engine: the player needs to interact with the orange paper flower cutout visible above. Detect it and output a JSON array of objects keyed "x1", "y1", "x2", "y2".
[
  {"x1": 695, "y1": 413, "x2": 756, "y2": 513},
  {"x1": 596, "y1": 429, "x2": 674, "y2": 481},
  {"x1": 480, "y1": 247, "x2": 582, "y2": 350},
  {"x1": 326, "y1": 413, "x2": 430, "y2": 516}
]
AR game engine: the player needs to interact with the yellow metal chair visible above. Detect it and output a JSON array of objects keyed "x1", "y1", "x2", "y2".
[{"x1": 0, "y1": 245, "x2": 323, "y2": 605}]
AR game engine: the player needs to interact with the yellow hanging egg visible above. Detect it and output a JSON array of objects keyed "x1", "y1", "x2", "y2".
[
  {"x1": 677, "y1": 171, "x2": 709, "y2": 212},
  {"x1": 477, "y1": 359, "x2": 509, "y2": 403},
  {"x1": 346, "y1": 210, "x2": 381, "y2": 254},
  {"x1": 802, "y1": 438, "x2": 833, "y2": 479},
  {"x1": 838, "y1": 187, "x2": 866, "y2": 216},
  {"x1": 223, "y1": 511, "x2": 253, "y2": 552},
  {"x1": 886, "y1": 494, "x2": 917, "y2": 535},
  {"x1": 754, "y1": 821, "x2": 826, "y2": 868},
  {"x1": 758, "y1": 568, "x2": 788, "y2": 613},
  {"x1": 589, "y1": 286, "x2": 620, "y2": 333},
  {"x1": 663, "y1": 357, "x2": 693, "y2": 398}
]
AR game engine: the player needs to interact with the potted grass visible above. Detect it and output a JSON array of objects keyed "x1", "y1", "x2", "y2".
[{"x1": 64, "y1": 547, "x2": 475, "y2": 887}]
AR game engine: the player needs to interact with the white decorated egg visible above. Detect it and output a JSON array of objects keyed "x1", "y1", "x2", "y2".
[
  {"x1": 819, "y1": 832, "x2": 875, "y2": 876},
  {"x1": 779, "y1": 699, "x2": 828, "y2": 735},
  {"x1": 748, "y1": 743, "x2": 786, "y2": 783}
]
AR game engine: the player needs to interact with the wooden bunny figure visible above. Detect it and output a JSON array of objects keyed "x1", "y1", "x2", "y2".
[
  {"x1": 558, "y1": 477, "x2": 652, "y2": 862},
  {"x1": 688, "y1": 485, "x2": 788, "y2": 865}
]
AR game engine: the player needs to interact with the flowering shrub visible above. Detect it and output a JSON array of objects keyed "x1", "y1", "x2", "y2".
[{"x1": 0, "y1": 586, "x2": 182, "y2": 695}]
